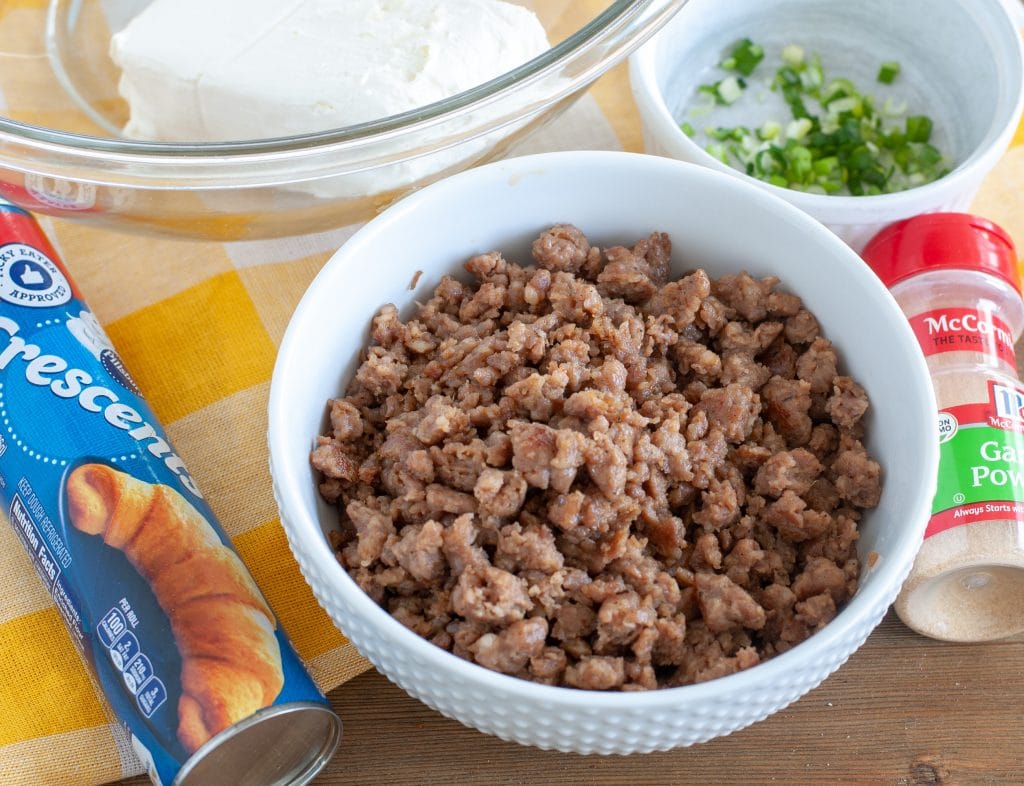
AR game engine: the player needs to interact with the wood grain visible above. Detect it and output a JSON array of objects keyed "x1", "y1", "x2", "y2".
[
  {"x1": 117, "y1": 611, "x2": 1024, "y2": 786},
  {"x1": 306, "y1": 613, "x2": 1024, "y2": 786}
]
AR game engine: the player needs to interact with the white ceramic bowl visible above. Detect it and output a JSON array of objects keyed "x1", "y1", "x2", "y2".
[
  {"x1": 629, "y1": 0, "x2": 1024, "y2": 252},
  {"x1": 268, "y1": 150, "x2": 938, "y2": 754}
]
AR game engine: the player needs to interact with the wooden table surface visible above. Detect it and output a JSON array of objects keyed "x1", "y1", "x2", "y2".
[
  {"x1": 312, "y1": 615, "x2": 1024, "y2": 786},
  {"x1": 321, "y1": 613, "x2": 1023, "y2": 786},
  {"x1": 323, "y1": 614, "x2": 1024, "y2": 786},
  {"x1": 117, "y1": 613, "x2": 1023, "y2": 786}
]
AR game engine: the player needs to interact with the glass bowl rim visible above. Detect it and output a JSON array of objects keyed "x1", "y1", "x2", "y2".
[{"x1": 5, "y1": 0, "x2": 651, "y2": 161}]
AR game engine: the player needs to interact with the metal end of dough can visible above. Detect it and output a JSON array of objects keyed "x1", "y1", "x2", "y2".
[{"x1": 173, "y1": 702, "x2": 342, "y2": 786}]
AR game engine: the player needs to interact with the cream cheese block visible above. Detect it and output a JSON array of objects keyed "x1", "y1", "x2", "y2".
[{"x1": 110, "y1": 0, "x2": 551, "y2": 142}]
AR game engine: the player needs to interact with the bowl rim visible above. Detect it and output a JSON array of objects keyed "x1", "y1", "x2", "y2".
[
  {"x1": 627, "y1": 0, "x2": 1024, "y2": 222},
  {"x1": 6, "y1": 0, "x2": 678, "y2": 164},
  {"x1": 269, "y1": 149, "x2": 938, "y2": 708}
]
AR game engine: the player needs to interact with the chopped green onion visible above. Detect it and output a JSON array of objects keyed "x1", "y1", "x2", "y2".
[
  {"x1": 786, "y1": 118, "x2": 813, "y2": 141},
  {"x1": 680, "y1": 121, "x2": 696, "y2": 137},
  {"x1": 781, "y1": 44, "x2": 805, "y2": 67},
  {"x1": 717, "y1": 76, "x2": 745, "y2": 104},
  {"x1": 877, "y1": 61, "x2": 901, "y2": 84},
  {"x1": 708, "y1": 126, "x2": 740, "y2": 141},
  {"x1": 882, "y1": 96, "x2": 907, "y2": 116},
  {"x1": 827, "y1": 96, "x2": 862, "y2": 117},
  {"x1": 684, "y1": 39, "x2": 949, "y2": 196},
  {"x1": 823, "y1": 78, "x2": 856, "y2": 102},
  {"x1": 799, "y1": 55, "x2": 824, "y2": 91},
  {"x1": 905, "y1": 115, "x2": 933, "y2": 143},
  {"x1": 721, "y1": 38, "x2": 765, "y2": 76},
  {"x1": 758, "y1": 120, "x2": 782, "y2": 141},
  {"x1": 775, "y1": 67, "x2": 802, "y2": 88},
  {"x1": 915, "y1": 143, "x2": 943, "y2": 168},
  {"x1": 696, "y1": 76, "x2": 747, "y2": 106},
  {"x1": 705, "y1": 143, "x2": 730, "y2": 164},
  {"x1": 813, "y1": 156, "x2": 839, "y2": 176}
]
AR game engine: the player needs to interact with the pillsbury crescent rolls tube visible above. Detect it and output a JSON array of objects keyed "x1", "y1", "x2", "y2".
[{"x1": 0, "y1": 201, "x2": 340, "y2": 785}]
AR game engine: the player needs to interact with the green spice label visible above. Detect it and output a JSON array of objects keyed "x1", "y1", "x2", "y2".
[{"x1": 929, "y1": 383, "x2": 1024, "y2": 537}]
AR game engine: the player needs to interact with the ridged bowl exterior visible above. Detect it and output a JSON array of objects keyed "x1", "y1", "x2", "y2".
[{"x1": 276, "y1": 482, "x2": 905, "y2": 753}]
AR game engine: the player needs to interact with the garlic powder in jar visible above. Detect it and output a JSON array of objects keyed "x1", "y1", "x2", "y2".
[{"x1": 864, "y1": 213, "x2": 1024, "y2": 642}]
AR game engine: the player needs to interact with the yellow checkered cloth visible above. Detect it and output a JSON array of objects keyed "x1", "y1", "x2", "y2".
[{"x1": 1, "y1": 1, "x2": 1023, "y2": 784}]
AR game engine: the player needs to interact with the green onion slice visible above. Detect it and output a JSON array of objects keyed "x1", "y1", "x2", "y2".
[{"x1": 877, "y1": 61, "x2": 901, "y2": 84}]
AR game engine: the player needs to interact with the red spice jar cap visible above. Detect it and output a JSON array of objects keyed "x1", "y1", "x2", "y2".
[{"x1": 862, "y1": 213, "x2": 1021, "y2": 295}]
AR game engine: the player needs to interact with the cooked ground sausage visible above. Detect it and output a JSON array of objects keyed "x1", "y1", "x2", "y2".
[{"x1": 315, "y1": 226, "x2": 881, "y2": 690}]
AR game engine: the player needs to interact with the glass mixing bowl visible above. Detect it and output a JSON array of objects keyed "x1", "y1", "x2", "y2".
[{"x1": 0, "y1": 0, "x2": 685, "y2": 240}]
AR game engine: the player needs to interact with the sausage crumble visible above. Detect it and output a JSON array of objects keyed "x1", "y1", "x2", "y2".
[{"x1": 312, "y1": 225, "x2": 881, "y2": 690}]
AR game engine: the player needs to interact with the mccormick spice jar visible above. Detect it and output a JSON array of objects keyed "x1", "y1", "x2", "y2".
[
  {"x1": 0, "y1": 200, "x2": 342, "y2": 784},
  {"x1": 863, "y1": 213, "x2": 1024, "y2": 642}
]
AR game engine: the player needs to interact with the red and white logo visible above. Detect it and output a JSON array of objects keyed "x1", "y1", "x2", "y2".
[{"x1": 910, "y1": 307, "x2": 1016, "y2": 365}]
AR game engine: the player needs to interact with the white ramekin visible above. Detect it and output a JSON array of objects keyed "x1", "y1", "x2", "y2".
[
  {"x1": 629, "y1": 0, "x2": 1024, "y2": 252},
  {"x1": 269, "y1": 151, "x2": 938, "y2": 754}
]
